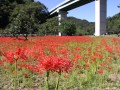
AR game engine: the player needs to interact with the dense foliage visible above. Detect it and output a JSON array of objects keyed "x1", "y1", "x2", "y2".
[
  {"x1": 67, "y1": 17, "x2": 95, "y2": 35},
  {"x1": 0, "y1": 0, "x2": 48, "y2": 39},
  {"x1": 38, "y1": 17, "x2": 58, "y2": 35},
  {"x1": 107, "y1": 13, "x2": 120, "y2": 34},
  {"x1": 60, "y1": 19, "x2": 76, "y2": 36}
]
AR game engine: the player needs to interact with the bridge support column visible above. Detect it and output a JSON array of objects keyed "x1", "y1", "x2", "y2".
[
  {"x1": 95, "y1": 0, "x2": 107, "y2": 36},
  {"x1": 58, "y1": 11, "x2": 68, "y2": 36}
]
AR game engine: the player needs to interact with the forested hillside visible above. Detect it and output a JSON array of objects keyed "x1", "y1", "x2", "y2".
[
  {"x1": 67, "y1": 17, "x2": 95, "y2": 35},
  {"x1": 0, "y1": 0, "x2": 49, "y2": 39},
  {"x1": 107, "y1": 13, "x2": 120, "y2": 34}
]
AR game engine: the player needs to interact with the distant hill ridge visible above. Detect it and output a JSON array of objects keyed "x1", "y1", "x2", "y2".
[{"x1": 66, "y1": 12, "x2": 120, "y2": 35}]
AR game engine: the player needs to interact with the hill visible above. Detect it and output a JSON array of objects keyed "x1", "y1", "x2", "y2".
[
  {"x1": 67, "y1": 17, "x2": 95, "y2": 35},
  {"x1": 67, "y1": 12, "x2": 120, "y2": 35},
  {"x1": 107, "y1": 13, "x2": 120, "y2": 34}
]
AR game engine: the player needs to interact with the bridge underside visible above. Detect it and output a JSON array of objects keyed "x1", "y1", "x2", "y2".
[
  {"x1": 60, "y1": 0, "x2": 94, "y2": 11},
  {"x1": 50, "y1": 0, "x2": 94, "y2": 17}
]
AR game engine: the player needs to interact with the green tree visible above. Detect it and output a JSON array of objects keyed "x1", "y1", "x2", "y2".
[
  {"x1": 0, "y1": 0, "x2": 15, "y2": 29},
  {"x1": 0, "y1": 0, "x2": 34, "y2": 30},
  {"x1": 107, "y1": 13, "x2": 120, "y2": 34},
  {"x1": 38, "y1": 17, "x2": 58, "y2": 35},
  {"x1": 66, "y1": 17, "x2": 94, "y2": 35},
  {"x1": 9, "y1": 2, "x2": 48, "y2": 39},
  {"x1": 60, "y1": 20, "x2": 76, "y2": 36}
]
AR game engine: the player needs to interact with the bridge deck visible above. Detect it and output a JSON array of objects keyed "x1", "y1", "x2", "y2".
[
  {"x1": 60, "y1": 0, "x2": 94, "y2": 11},
  {"x1": 50, "y1": 0, "x2": 94, "y2": 16}
]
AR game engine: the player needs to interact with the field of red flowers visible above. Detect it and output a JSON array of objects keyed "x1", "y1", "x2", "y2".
[{"x1": 0, "y1": 36, "x2": 120, "y2": 90}]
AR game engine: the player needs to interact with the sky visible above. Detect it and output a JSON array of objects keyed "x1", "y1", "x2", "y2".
[{"x1": 35, "y1": 0, "x2": 120, "y2": 22}]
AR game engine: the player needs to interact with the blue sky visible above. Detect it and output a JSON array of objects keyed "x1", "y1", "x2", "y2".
[{"x1": 35, "y1": 0, "x2": 120, "y2": 22}]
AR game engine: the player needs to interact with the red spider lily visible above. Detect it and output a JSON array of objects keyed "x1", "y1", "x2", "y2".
[
  {"x1": 107, "y1": 56, "x2": 113, "y2": 61},
  {"x1": 91, "y1": 56, "x2": 96, "y2": 63},
  {"x1": 19, "y1": 64, "x2": 40, "y2": 73},
  {"x1": 98, "y1": 69, "x2": 105, "y2": 74},
  {"x1": 74, "y1": 47, "x2": 81, "y2": 51},
  {"x1": 94, "y1": 52, "x2": 103, "y2": 59},
  {"x1": 115, "y1": 46, "x2": 120, "y2": 53},
  {"x1": 15, "y1": 48, "x2": 28, "y2": 61},
  {"x1": 84, "y1": 59, "x2": 89, "y2": 63},
  {"x1": 73, "y1": 54, "x2": 82, "y2": 62},
  {"x1": 100, "y1": 62, "x2": 107, "y2": 67},
  {"x1": 2, "y1": 48, "x2": 28, "y2": 63},
  {"x1": 0, "y1": 61, "x2": 3, "y2": 65},
  {"x1": 39, "y1": 55, "x2": 73, "y2": 74},
  {"x1": 105, "y1": 45, "x2": 113, "y2": 53},
  {"x1": 2, "y1": 50, "x2": 15, "y2": 63},
  {"x1": 58, "y1": 48, "x2": 69, "y2": 55}
]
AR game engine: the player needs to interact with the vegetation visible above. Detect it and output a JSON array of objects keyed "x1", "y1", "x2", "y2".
[
  {"x1": 107, "y1": 13, "x2": 120, "y2": 34},
  {"x1": 60, "y1": 19, "x2": 76, "y2": 36},
  {"x1": 0, "y1": 0, "x2": 48, "y2": 39},
  {"x1": 38, "y1": 17, "x2": 58, "y2": 35},
  {"x1": 0, "y1": 36, "x2": 120, "y2": 90}
]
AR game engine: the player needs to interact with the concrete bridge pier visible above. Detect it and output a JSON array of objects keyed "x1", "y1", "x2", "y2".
[
  {"x1": 58, "y1": 11, "x2": 68, "y2": 36},
  {"x1": 95, "y1": 0, "x2": 107, "y2": 36}
]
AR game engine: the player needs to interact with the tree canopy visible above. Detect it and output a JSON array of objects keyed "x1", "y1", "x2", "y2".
[
  {"x1": 0, "y1": 0, "x2": 49, "y2": 39},
  {"x1": 107, "y1": 13, "x2": 120, "y2": 34}
]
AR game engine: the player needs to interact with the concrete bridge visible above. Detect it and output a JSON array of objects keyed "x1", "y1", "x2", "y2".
[{"x1": 49, "y1": 0, "x2": 107, "y2": 36}]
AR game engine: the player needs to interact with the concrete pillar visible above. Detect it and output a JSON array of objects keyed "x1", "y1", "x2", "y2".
[
  {"x1": 95, "y1": 0, "x2": 107, "y2": 36},
  {"x1": 58, "y1": 11, "x2": 68, "y2": 36}
]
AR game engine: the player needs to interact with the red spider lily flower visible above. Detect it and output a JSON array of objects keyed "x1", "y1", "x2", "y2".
[
  {"x1": 84, "y1": 59, "x2": 89, "y2": 63},
  {"x1": 107, "y1": 56, "x2": 113, "y2": 61},
  {"x1": 105, "y1": 45, "x2": 113, "y2": 53},
  {"x1": 73, "y1": 54, "x2": 82, "y2": 62},
  {"x1": 39, "y1": 55, "x2": 73, "y2": 74},
  {"x1": 15, "y1": 48, "x2": 28, "y2": 61},
  {"x1": 115, "y1": 46, "x2": 120, "y2": 53},
  {"x1": 58, "y1": 48, "x2": 69, "y2": 55},
  {"x1": 2, "y1": 48, "x2": 28, "y2": 63},
  {"x1": 2, "y1": 50, "x2": 15, "y2": 63},
  {"x1": 0, "y1": 61, "x2": 3, "y2": 65},
  {"x1": 94, "y1": 52, "x2": 103, "y2": 59},
  {"x1": 19, "y1": 64, "x2": 39, "y2": 72},
  {"x1": 98, "y1": 69, "x2": 105, "y2": 74},
  {"x1": 100, "y1": 62, "x2": 107, "y2": 67},
  {"x1": 91, "y1": 56, "x2": 96, "y2": 63},
  {"x1": 74, "y1": 47, "x2": 81, "y2": 51}
]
